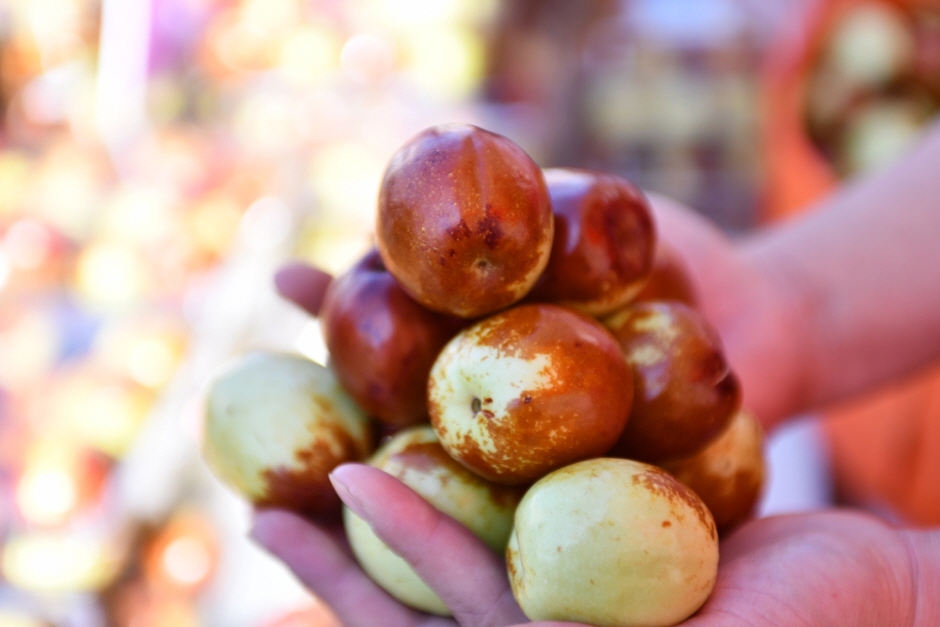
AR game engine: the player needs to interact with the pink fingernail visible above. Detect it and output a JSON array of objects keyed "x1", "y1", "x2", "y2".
[{"x1": 329, "y1": 464, "x2": 366, "y2": 519}]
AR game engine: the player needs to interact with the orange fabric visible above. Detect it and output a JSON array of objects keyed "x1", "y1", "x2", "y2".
[
  {"x1": 826, "y1": 365, "x2": 940, "y2": 525},
  {"x1": 759, "y1": 0, "x2": 844, "y2": 222},
  {"x1": 761, "y1": 0, "x2": 940, "y2": 524}
]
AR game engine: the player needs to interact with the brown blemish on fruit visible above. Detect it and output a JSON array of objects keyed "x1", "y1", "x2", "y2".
[
  {"x1": 506, "y1": 544, "x2": 519, "y2": 584},
  {"x1": 447, "y1": 219, "x2": 472, "y2": 242},
  {"x1": 258, "y1": 418, "x2": 368, "y2": 519},
  {"x1": 661, "y1": 410, "x2": 765, "y2": 535},
  {"x1": 433, "y1": 304, "x2": 633, "y2": 485},
  {"x1": 634, "y1": 467, "x2": 715, "y2": 539},
  {"x1": 662, "y1": 520, "x2": 672, "y2": 528},
  {"x1": 478, "y1": 205, "x2": 504, "y2": 250}
]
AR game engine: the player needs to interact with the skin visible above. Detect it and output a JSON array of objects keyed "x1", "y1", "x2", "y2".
[
  {"x1": 203, "y1": 352, "x2": 373, "y2": 519},
  {"x1": 659, "y1": 409, "x2": 766, "y2": 535},
  {"x1": 631, "y1": 242, "x2": 698, "y2": 306},
  {"x1": 507, "y1": 459, "x2": 718, "y2": 626},
  {"x1": 258, "y1": 122, "x2": 940, "y2": 626},
  {"x1": 526, "y1": 168, "x2": 656, "y2": 316},
  {"x1": 604, "y1": 301, "x2": 741, "y2": 463},
  {"x1": 428, "y1": 304, "x2": 633, "y2": 485},
  {"x1": 376, "y1": 124, "x2": 554, "y2": 319},
  {"x1": 320, "y1": 249, "x2": 465, "y2": 427}
]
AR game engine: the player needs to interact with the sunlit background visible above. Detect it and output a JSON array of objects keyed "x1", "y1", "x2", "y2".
[{"x1": 0, "y1": 0, "x2": 937, "y2": 625}]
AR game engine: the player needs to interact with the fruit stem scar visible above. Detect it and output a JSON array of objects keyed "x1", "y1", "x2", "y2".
[{"x1": 471, "y1": 397, "x2": 482, "y2": 414}]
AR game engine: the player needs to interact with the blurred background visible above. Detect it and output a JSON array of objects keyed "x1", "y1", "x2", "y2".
[{"x1": 0, "y1": 0, "x2": 937, "y2": 625}]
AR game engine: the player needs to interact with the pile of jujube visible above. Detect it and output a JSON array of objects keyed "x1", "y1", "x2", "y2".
[{"x1": 202, "y1": 124, "x2": 765, "y2": 627}]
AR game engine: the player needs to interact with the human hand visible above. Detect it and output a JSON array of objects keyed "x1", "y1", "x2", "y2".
[
  {"x1": 251, "y1": 463, "x2": 586, "y2": 627},
  {"x1": 681, "y1": 509, "x2": 923, "y2": 626},
  {"x1": 274, "y1": 261, "x2": 334, "y2": 318},
  {"x1": 254, "y1": 464, "x2": 926, "y2": 627}
]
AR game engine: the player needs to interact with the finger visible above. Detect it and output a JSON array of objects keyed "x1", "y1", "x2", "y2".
[
  {"x1": 251, "y1": 509, "x2": 448, "y2": 627},
  {"x1": 275, "y1": 262, "x2": 333, "y2": 316},
  {"x1": 330, "y1": 463, "x2": 529, "y2": 627}
]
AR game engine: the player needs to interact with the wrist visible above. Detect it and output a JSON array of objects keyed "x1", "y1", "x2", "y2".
[{"x1": 900, "y1": 528, "x2": 940, "y2": 627}]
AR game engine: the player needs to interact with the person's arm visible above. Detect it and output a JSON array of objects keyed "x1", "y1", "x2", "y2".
[
  {"x1": 742, "y1": 120, "x2": 940, "y2": 417},
  {"x1": 903, "y1": 528, "x2": 940, "y2": 626},
  {"x1": 649, "y1": 121, "x2": 940, "y2": 429}
]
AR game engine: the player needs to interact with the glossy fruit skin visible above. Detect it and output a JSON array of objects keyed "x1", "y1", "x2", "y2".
[
  {"x1": 660, "y1": 408, "x2": 766, "y2": 536},
  {"x1": 428, "y1": 303, "x2": 633, "y2": 485},
  {"x1": 345, "y1": 426, "x2": 526, "y2": 616},
  {"x1": 320, "y1": 249, "x2": 465, "y2": 427},
  {"x1": 202, "y1": 352, "x2": 373, "y2": 520},
  {"x1": 376, "y1": 123, "x2": 554, "y2": 319},
  {"x1": 527, "y1": 168, "x2": 656, "y2": 316},
  {"x1": 507, "y1": 458, "x2": 718, "y2": 627},
  {"x1": 632, "y1": 241, "x2": 698, "y2": 306},
  {"x1": 605, "y1": 301, "x2": 741, "y2": 463}
]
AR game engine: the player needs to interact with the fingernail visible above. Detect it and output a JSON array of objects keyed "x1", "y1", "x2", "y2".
[{"x1": 329, "y1": 464, "x2": 366, "y2": 519}]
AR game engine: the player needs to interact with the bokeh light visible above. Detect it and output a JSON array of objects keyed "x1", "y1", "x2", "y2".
[
  {"x1": 162, "y1": 537, "x2": 213, "y2": 587},
  {"x1": 76, "y1": 240, "x2": 151, "y2": 310},
  {"x1": 340, "y1": 34, "x2": 397, "y2": 84},
  {"x1": 2, "y1": 533, "x2": 118, "y2": 593},
  {"x1": 277, "y1": 26, "x2": 342, "y2": 86},
  {"x1": 16, "y1": 466, "x2": 78, "y2": 525}
]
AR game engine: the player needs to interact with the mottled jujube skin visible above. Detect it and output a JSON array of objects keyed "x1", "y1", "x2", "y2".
[
  {"x1": 527, "y1": 168, "x2": 656, "y2": 316},
  {"x1": 605, "y1": 301, "x2": 741, "y2": 463},
  {"x1": 320, "y1": 249, "x2": 465, "y2": 427},
  {"x1": 507, "y1": 458, "x2": 718, "y2": 627},
  {"x1": 428, "y1": 303, "x2": 633, "y2": 485},
  {"x1": 202, "y1": 352, "x2": 374, "y2": 522},
  {"x1": 660, "y1": 408, "x2": 766, "y2": 536},
  {"x1": 376, "y1": 124, "x2": 554, "y2": 319}
]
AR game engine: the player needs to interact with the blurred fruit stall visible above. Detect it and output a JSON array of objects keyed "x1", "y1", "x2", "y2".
[
  {"x1": 763, "y1": 0, "x2": 940, "y2": 218},
  {"x1": 1, "y1": 0, "x2": 935, "y2": 625},
  {"x1": 761, "y1": 0, "x2": 940, "y2": 525},
  {"x1": 0, "y1": 0, "x2": 500, "y2": 624}
]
